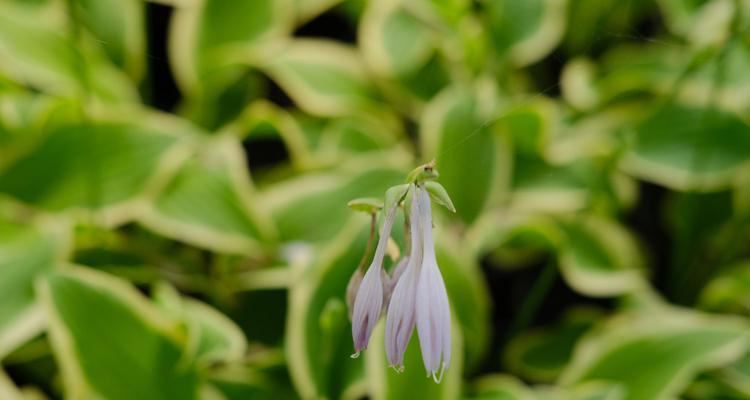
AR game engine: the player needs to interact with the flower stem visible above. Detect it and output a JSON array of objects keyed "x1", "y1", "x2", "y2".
[{"x1": 357, "y1": 213, "x2": 378, "y2": 272}]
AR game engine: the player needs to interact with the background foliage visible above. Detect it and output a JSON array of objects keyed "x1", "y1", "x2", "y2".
[{"x1": 1, "y1": 0, "x2": 750, "y2": 399}]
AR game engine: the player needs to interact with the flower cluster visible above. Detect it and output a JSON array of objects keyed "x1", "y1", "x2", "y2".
[{"x1": 347, "y1": 167, "x2": 454, "y2": 383}]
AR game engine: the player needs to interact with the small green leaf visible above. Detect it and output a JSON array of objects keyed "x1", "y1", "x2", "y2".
[
  {"x1": 425, "y1": 181, "x2": 456, "y2": 212},
  {"x1": 41, "y1": 268, "x2": 200, "y2": 400},
  {"x1": 347, "y1": 197, "x2": 383, "y2": 214}
]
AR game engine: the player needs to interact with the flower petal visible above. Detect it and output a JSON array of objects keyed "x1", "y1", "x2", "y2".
[
  {"x1": 415, "y1": 185, "x2": 452, "y2": 379},
  {"x1": 350, "y1": 202, "x2": 400, "y2": 353},
  {"x1": 351, "y1": 263, "x2": 383, "y2": 353},
  {"x1": 385, "y1": 184, "x2": 423, "y2": 369}
]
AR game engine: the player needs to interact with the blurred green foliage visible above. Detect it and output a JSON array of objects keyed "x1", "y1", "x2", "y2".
[{"x1": 1, "y1": 0, "x2": 750, "y2": 399}]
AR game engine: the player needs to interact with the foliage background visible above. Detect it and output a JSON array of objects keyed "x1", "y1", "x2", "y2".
[{"x1": 1, "y1": 0, "x2": 750, "y2": 399}]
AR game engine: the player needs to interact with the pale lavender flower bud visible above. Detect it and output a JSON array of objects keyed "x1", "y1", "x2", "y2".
[
  {"x1": 351, "y1": 261, "x2": 384, "y2": 356},
  {"x1": 385, "y1": 185, "x2": 423, "y2": 370},
  {"x1": 351, "y1": 204, "x2": 399, "y2": 356},
  {"x1": 415, "y1": 185, "x2": 451, "y2": 383},
  {"x1": 346, "y1": 267, "x2": 363, "y2": 320}
]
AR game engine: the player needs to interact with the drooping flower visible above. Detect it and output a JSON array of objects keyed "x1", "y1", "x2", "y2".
[
  {"x1": 347, "y1": 162, "x2": 454, "y2": 383},
  {"x1": 384, "y1": 184, "x2": 451, "y2": 381},
  {"x1": 414, "y1": 185, "x2": 451, "y2": 382},
  {"x1": 351, "y1": 204, "x2": 399, "y2": 356}
]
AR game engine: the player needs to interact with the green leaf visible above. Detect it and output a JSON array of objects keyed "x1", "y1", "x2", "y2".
[
  {"x1": 0, "y1": 3, "x2": 137, "y2": 102},
  {"x1": 170, "y1": 0, "x2": 292, "y2": 94},
  {"x1": 0, "y1": 218, "x2": 68, "y2": 359},
  {"x1": 558, "y1": 216, "x2": 646, "y2": 297},
  {"x1": 505, "y1": 308, "x2": 601, "y2": 382},
  {"x1": 73, "y1": 0, "x2": 146, "y2": 80},
  {"x1": 360, "y1": 2, "x2": 434, "y2": 77},
  {"x1": 264, "y1": 159, "x2": 406, "y2": 242},
  {"x1": 365, "y1": 320, "x2": 463, "y2": 400},
  {"x1": 40, "y1": 268, "x2": 200, "y2": 400},
  {"x1": 153, "y1": 282, "x2": 247, "y2": 366},
  {"x1": 286, "y1": 218, "x2": 370, "y2": 399},
  {"x1": 221, "y1": 100, "x2": 314, "y2": 168},
  {"x1": 483, "y1": 0, "x2": 567, "y2": 66},
  {"x1": 139, "y1": 135, "x2": 276, "y2": 254},
  {"x1": 206, "y1": 363, "x2": 286, "y2": 400},
  {"x1": 468, "y1": 213, "x2": 645, "y2": 297},
  {"x1": 319, "y1": 115, "x2": 400, "y2": 155},
  {"x1": 421, "y1": 87, "x2": 501, "y2": 224},
  {"x1": 261, "y1": 39, "x2": 379, "y2": 117},
  {"x1": 510, "y1": 155, "x2": 597, "y2": 213},
  {"x1": 0, "y1": 114, "x2": 185, "y2": 222},
  {"x1": 622, "y1": 104, "x2": 750, "y2": 191},
  {"x1": 561, "y1": 310, "x2": 750, "y2": 400},
  {"x1": 658, "y1": 0, "x2": 734, "y2": 49},
  {"x1": 467, "y1": 212, "x2": 561, "y2": 268},
  {"x1": 563, "y1": 0, "x2": 652, "y2": 55}
]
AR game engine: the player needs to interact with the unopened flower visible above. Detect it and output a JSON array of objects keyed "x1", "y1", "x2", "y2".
[{"x1": 351, "y1": 204, "x2": 398, "y2": 356}]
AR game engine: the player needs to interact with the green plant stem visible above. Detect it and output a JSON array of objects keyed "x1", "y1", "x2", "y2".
[
  {"x1": 356, "y1": 213, "x2": 378, "y2": 272},
  {"x1": 504, "y1": 256, "x2": 558, "y2": 343}
]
